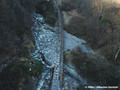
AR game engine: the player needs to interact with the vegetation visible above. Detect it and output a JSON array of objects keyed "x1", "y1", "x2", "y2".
[
  {"x1": 0, "y1": 58, "x2": 43, "y2": 90},
  {"x1": 119, "y1": 83, "x2": 120, "y2": 90},
  {"x1": 0, "y1": 0, "x2": 38, "y2": 62},
  {"x1": 70, "y1": 50, "x2": 120, "y2": 86},
  {"x1": 0, "y1": 0, "x2": 44, "y2": 89},
  {"x1": 62, "y1": 0, "x2": 120, "y2": 63},
  {"x1": 36, "y1": 0, "x2": 57, "y2": 25}
]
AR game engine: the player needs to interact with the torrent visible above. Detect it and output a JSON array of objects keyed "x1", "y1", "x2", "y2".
[{"x1": 31, "y1": 13, "x2": 94, "y2": 90}]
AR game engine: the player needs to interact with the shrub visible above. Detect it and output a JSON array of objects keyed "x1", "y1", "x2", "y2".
[
  {"x1": 0, "y1": 0, "x2": 38, "y2": 62},
  {"x1": 0, "y1": 59, "x2": 43, "y2": 90},
  {"x1": 36, "y1": 1, "x2": 57, "y2": 25}
]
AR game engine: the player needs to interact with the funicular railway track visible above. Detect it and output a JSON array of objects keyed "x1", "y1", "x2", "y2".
[
  {"x1": 33, "y1": 0, "x2": 88, "y2": 89},
  {"x1": 51, "y1": 0, "x2": 63, "y2": 90}
]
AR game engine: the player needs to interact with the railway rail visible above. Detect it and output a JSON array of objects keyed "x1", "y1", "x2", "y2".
[{"x1": 51, "y1": 0, "x2": 63, "y2": 90}]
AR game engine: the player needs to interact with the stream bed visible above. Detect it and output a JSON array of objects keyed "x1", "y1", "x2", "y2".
[{"x1": 31, "y1": 13, "x2": 94, "y2": 90}]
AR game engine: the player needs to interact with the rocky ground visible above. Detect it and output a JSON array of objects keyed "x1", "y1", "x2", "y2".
[
  {"x1": 0, "y1": 0, "x2": 120, "y2": 90},
  {"x1": 31, "y1": 10, "x2": 120, "y2": 89}
]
